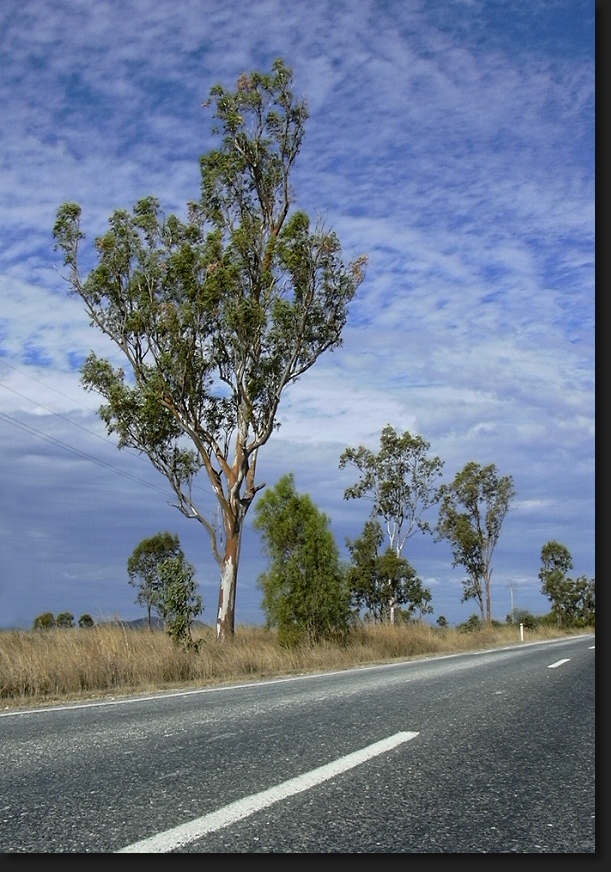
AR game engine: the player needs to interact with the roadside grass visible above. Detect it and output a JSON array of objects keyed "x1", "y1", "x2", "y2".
[{"x1": 0, "y1": 621, "x2": 593, "y2": 710}]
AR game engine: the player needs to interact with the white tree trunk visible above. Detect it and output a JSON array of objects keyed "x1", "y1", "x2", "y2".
[{"x1": 215, "y1": 543, "x2": 239, "y2": 641}]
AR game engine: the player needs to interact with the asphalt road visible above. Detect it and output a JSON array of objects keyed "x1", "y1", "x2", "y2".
[{"x1": 0, "y1": 634, "x2": 595, "y2": 853}]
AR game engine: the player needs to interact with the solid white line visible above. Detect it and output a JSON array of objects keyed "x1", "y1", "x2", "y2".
[
  {"x1": 116, "y1": 731, "x2": 419, "y2": 853},
  {"x1": 548, "y1": 658, "x2": 570, "y2": 668}
]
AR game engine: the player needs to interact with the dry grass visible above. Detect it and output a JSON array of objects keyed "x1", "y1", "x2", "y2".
[{"x1": 0, "y1": 621, "x2": 593, "y2": 710}]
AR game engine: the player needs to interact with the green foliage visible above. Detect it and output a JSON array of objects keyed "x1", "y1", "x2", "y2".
[
  {"x1": 127, "y1": 532, "x2": 203, "y2": 647},
  {"x1": 253, "y1": 473, "x2": 351, "y2": 647},
  {"x1": 156, "y1": 555, "x2": 203, "y2": 649},
  {"x1": 506, "y1": 608, "x2": 537, "y2": 629},
  {"x1": 456, "y1": 613, "x2": 483, "y2": 632},
  {"x1": 538, "y1": 541, "x2": 595, "y2": 627},
  {"x1": 344, "y1": 519, "x2": 384, "y2": 618},
  {"x1": 32, "y1": 612, "x2": 55, "y2": 630},
  {"x1": 436, "y1": 615, "x2": 449, "y2": 628},
  {"x1": 340, "y1": 425, "x2": 443, "y2": 558},
  {"x1": 78, "y1": 613, "x2": 95, "y2": 628},
  {"x1": 56, "y1": 612, "x2": 75, "y2": 628},
  {"x1": 435, "y1": 461, "x2": 515, "y2": 623},
  {"x1": 53, "y1": 58, "x2": 367, "y2": 641},
  {"x1": 346, "y1": 519, "x2": 433, "y2": 623},
  {"x1": 127, "y1": 532, "x2": 184, "y2": 627},
  {"x1": 537, "y1": 611, "x2": 560, "y2": 627}
]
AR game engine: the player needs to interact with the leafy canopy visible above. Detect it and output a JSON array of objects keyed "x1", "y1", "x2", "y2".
[
  {"x1": 53, "y1": 59, "x2": 367, "y2": 640},
  {"x1": 253, "y1": 473, "x2": 351, "y2": 646},
  {"x1": 340, "y1": 424, "x2": 444, "y2": 557},
  {"x1": 127, "y1": 532, "x2": 184, "y2": 626},
  {"x1": 346, "y1": 519, "x2": 432, "y2": 623},
  {"x1": 538, "y1": 540, "x2": 594, "y2": 628},
  {"x1": 435, "y1": 461, "x2": 515, "y2": 622},
  {"x1": 156, "y1": 554, "x2": 203, "y2": 648}
]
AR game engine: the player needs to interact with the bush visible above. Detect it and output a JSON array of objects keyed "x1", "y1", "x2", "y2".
[
  {"x1": 78, "y1": 613, "x2": 95, "y2": 628},
  {"x1": 253, "y1": 474, "x2": 351, "y2": 646},
  {"x1": 56, "y1": 612, "x2": 75, "y2": 628},
  {"x1": 537, "y1": 611, "x2": 558, "y2": 627},
  {"x1": 506, "y1": 609, "x2": 537, "y2": 629},
  {"x1": 156, "y1": 555, "x2": 203, "y2": 649},
  {"x1": 32, "y1": 612, "x2": 55, "y2": 630},
  {"x1": 457, "y1": 613, "x2": 483, "y2": 632}
]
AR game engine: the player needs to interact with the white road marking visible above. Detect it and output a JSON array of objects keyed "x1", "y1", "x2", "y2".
[
  {"x1": 116, "y1": 730, "x2": 419, "y2": 853},
  {"x1": 548, "y1": 658, "x2": 570, "y2": 668}
]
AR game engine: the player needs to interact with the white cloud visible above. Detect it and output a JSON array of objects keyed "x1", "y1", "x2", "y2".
[{"x1": 0, "y1": 0, "x2": 594, "y2": 628}]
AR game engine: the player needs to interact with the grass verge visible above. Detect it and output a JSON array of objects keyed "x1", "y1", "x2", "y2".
[{"x1": 0, "y1": 622, "x2": 593, "y2": 710}]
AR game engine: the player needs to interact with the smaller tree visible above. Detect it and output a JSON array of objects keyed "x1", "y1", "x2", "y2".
[
  {"x1": 127, "y1": 532, "x2": 184, "y2": 627},
  {"x1": 570, "y1": 576, "x2": 595, "y2": 627},
  {"x1": 340, "y1": 425, "x2": 444, "y2": 564},
  {"x1": 538, "y1": 541, "x2": 595, "y2": 627},
  {"x1": 56, "y1": 612, "x2": 75, "y2": 628},
  {"x1": 377, "y1": 548, "x2": 433, "y2": 622},
  {"x1": 457, "y1": 613, "x2": 483, "y2": 632},
  {"x1": 253, "y1": 473, "x2": 351, "y2": 647},
  {"x1": 346, "y1": 519, "x2": 432, "y2": 623},
  {"x1": 32, "y1": 612, "x2": 55, "y2": 630},
  {"x1": 78, "y1": 613, "x2": 95, "y2": 628},
  {"x1": 435, "y1": 461, "x2": 515, "y2": 623},
  {"x1": 345, "y1": 519, "x2": 385, "y2": 621},
  {"x1": 156, "y1": 555, "x2": 203, "y2": 648},
  {"x1": 506, "y1": 608, "x2": 537, "y2": 629}
]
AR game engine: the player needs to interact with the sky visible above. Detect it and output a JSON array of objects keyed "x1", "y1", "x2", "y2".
[{"x1": 0, "y1": 0, "x2": 595, "y2": 629}]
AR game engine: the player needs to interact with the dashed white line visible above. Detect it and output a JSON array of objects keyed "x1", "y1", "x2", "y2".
[
  {"x1": 116, "y1": 730, "x2": 419, "y2": 853},
  {"x1": 548, "y1": 658, "x2": 570, "y2": 669}
]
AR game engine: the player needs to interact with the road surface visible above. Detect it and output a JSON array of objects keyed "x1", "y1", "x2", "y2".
[{"x1": 0, "y1": 634, "x2": 595, "y2": 852}]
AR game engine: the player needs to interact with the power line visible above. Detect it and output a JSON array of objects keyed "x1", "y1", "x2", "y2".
[
  {"x1": 1, "y1": 380, "x2": 117, "y2": 446},
  {"x1": 0, "y1": 360, "x2": 92, "y2": 409},
  {"x1": 0, "y1": 364, "x2": 216, "y2": 504},
  {"x1": 0, "y1": 410, "x2": 173, "y2": 496},
  {"x1": 0, "y1": 364, "x2": 151, "y2": 467}
]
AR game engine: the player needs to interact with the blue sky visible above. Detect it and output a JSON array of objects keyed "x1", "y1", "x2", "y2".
[{"x1": 0, "y1": 0, "x2": 594, "y2": 629}]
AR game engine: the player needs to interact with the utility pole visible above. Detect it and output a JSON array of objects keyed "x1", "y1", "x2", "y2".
[{"x1": 508, "y1": 582, "x2": 516, "y2": 622}]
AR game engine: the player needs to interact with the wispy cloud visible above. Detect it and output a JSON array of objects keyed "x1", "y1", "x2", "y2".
[{"x1": 0, "y1": 0, "x2": 594, "y2": 628}]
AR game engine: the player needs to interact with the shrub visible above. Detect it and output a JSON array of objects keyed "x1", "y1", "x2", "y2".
[
  {"x1": 32, "y1": 612, "x2": 55, "y2": 630},
  {"x1": 56, "y1": 612, "x2": 75, "y2": 628},
  {"x1": 507, "y1": 609, "x2": 537, "y2": 629},
  {"x1": 457, "y1": 613, "x2": 482, "y2": 632}
]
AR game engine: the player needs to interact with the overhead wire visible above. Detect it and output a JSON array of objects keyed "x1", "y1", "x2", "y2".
[
  {"x1": 0, "y1": 362, "x2": 217, "y2": 506},
  {"x1": 0, "y1": 410, "x2": 172, "y2": 496}
]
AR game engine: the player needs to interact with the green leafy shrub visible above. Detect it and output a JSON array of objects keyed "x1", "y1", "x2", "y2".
[
  {"x1": 32, "y1": 612, "x2": 55, "y2": 630},
  {"x1": 457, "y1": 613, "x2": 482, "y2": 632},
  {"x1": 56, "y1": 612, "x2": 75, "y2": 628}
]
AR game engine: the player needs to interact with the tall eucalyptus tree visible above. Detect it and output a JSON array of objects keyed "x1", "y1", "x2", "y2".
[{"x1": 54, "y1": 59, "x2": 366, "y2": 640}]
